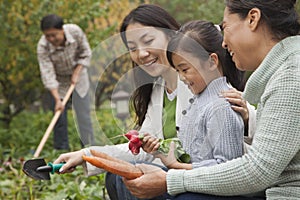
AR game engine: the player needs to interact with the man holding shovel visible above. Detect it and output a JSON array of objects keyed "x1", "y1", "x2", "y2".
[{"x1": 37, "y1": 14, "x2": 94, "y2": 150}]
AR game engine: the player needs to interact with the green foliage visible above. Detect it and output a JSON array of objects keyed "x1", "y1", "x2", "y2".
[
  {"x1": 0, "y1": 0, "x2": 140, "y2": 126},
  {"x1": 151, "y1": 0, "x2": 225, "y2": 24},
  {"x1": 157, "y1": 138, "x2": 191, "y2": 163},
  {"x1": 0, "y1": 106, "x2": 127, "y2": 199}
]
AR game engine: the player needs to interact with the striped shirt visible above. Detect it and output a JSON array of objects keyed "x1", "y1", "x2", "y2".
[
  {"x1": 178, "y1": 77, "x2": 244, "y2": 168},
  {"x1": 37, "y1": 24, "x2": 91, "y2": 98}
]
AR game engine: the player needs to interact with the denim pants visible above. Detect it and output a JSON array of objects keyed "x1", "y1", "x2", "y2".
[
  {"x1": 50, "y1": 90, "x2": 94, "y2": 149},
  {"x1": 105, "y1": 162, "x2": 170, "y2": 200},
  {"x1": 105, "y1": 162, "x2": 266, "y2": 200}
]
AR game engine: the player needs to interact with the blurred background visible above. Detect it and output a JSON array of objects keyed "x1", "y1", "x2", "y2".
[{"x1": 0, "y1": 0, "x2": 299, "y2": 199}]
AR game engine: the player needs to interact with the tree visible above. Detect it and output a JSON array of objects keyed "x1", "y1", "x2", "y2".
[
  {"x1": 151, "y1": 0, "x2": 224, "y2": 24},
  {"x1": 0, "y1": 0, "x2": 140, "y2": 126}
]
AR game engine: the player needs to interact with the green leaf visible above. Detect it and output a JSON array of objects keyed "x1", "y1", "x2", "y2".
[{"x1": 157, "y1": 138, "x2": 191, "y2": 163}]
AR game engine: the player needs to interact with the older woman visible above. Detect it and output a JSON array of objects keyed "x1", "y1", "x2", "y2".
[{"x1": 123, "y1": 0, "x2": 300, "y2": 199}]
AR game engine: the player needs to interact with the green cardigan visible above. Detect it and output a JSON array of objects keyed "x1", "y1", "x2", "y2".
[{"x1": 167, "y1": 36, "x2": 300, "y2": 199}]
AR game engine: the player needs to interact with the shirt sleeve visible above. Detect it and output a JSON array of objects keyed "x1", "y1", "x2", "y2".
[
  {"x1": 37, "y1": 39, "x2": 59, "y2": 90},
  {"x1": 75, "y1": 26, "x2": 91, "y2": 68},
  {"x1": 167, "y1": 64, "x2": 300, "y2": 196},
  {"x1": 82, "y1": 143, "x2": 155, "y2": 176}
]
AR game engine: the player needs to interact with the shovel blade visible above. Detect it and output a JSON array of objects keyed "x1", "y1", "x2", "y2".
[{"x1": 22, "y1": 158, "x2": 50, "y2": 180}]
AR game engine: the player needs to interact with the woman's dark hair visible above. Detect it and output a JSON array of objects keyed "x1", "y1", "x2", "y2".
[
  {"x1": 225, "y1": 0, "x2": 300, "y2": 41},
  {"x1": 40, "y1": 14, "x2": 64, "y2": 31},
  {"x1": 120, "y1": 4, "x2": 180, "y2": 127},
  {"x1": 167, "y1": 20, "x2": 246, "y2": 91}
]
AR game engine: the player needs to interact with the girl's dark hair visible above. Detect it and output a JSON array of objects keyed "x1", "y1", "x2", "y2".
[
  {"x1": 225, "y1": 0, "x2": 300, "y2": 40},
  {"x1": 40, "y1": 14, "x2": 64, "y2": 31},
  {"x1": 167, "y1": 20, "x2": 246, "y2": 91},
  {"x1": 120, "y1": 4, "x2": 180, "y2": 127}
]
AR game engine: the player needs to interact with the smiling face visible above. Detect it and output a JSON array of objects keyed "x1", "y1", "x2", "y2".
[
  {"x1": 171, "y1": 52, "x2": 209, "y2": 95},
  {"x1": 125, "y1": 23, "x2": 172, "y2": 77},
  {"x1": 222, "y1": 7, "x2": 265, "y2": 71},
  {"x1": 222, "y1": 7, "x2": 252, "y2": 71},
  {"x1": 43, "y1": 28, "x2": 65, "y2": 47}
]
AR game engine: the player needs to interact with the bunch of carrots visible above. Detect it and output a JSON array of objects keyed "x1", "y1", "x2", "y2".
[{"x1": 82, "y1": 130, "x2": 190, "y2": 180}]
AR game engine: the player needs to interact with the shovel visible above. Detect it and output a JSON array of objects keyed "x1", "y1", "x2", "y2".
[
  {"x1": 22, "y1": 158, "x2": 65, "y2": 180},
  {"x1": 33, "y1": 84, "x2": 75, "y2": 158}
]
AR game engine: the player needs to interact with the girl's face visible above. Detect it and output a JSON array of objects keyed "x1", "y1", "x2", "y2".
[
  {"x1": 125, "y1": 23, "x2": 171, "y2": 77},
  {"x1": 172, "y1": 52, "x2": 210, "y2": 95}
]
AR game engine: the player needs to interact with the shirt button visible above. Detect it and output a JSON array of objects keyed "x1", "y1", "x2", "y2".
[
  {"x1": 189, "y1": 98, "x2": 194, "y2": 103},
  {"x1": 182, "y1": 110, "x2": 187, "y2": 115}
]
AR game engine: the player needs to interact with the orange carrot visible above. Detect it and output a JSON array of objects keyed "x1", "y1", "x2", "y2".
[
  {"x1": 90, "y1": 150, "x2": 134, "y2": 167},
  {"x1": 82, "y1": 155, "x2": 143, "y2": 180}
]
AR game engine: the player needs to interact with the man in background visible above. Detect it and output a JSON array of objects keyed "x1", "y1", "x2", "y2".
[{"x1": 37, "y1": 14, "x2": 94, "y2": 150}]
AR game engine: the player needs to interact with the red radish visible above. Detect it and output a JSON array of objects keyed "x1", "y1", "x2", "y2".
[
  {"x1": 125, "y1": 130, "x2": 143, "y2": 155},
  {"x1": 129, "y1": 141, "x2": 141, "y2": 155},
  {"x1": 124, "y1": 130, "x2": 191, "y2": 163},
  {"x1": 124, "y1": 130, "x2": 139, "y2": 140},
  {"x1": 130, "y1": 135, "x2": 142, "y2": 144}
]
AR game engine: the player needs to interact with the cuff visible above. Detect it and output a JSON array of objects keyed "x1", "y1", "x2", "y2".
[
  {"x1": 166, "y1": 169, "x2": 187, "y2": 196},
  {"x1": 77, "y1": 61, "x2": 89, "y2": 68},
  {"x1": 81, "y1": 148, "x2": 105, "y2": 176}
]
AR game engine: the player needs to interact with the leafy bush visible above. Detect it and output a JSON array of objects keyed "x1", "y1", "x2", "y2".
[{"x1": 0, "y1": 106, "x2": 128, "y2": 199}]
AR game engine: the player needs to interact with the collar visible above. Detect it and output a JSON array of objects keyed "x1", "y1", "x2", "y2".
[
  {"x1": 41, "y1": 24, "x2": 76, "y2": 53},
  {"x1": 243, "y1": 36, "x2": 300, "y2": 104},
  {"x1": 194, "y1": 76, "x2": 230, "y2": 103}
]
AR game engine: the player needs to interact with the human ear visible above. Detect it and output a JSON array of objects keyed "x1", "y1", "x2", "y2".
[
  {"x1": 208, "y1": 53, "x2": 219, "y2": 71},
  {"x1": 247, "y1": 8, "x2": 261, "y2": 31}
]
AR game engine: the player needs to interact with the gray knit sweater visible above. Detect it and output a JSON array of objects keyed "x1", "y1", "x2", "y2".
[{"x1": 167, "y1": 36, "x2": 300, "y2": 199}]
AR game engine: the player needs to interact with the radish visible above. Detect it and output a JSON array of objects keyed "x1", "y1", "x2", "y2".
[
  {"x1": 124, "y1": 130, "x2": 190, "y2": 163},
  {"x1": 124, "y1": 130, "x2": 139, "y2": 140},
  {"x1": 125, "y1": 130, "x2": 143, "y2": 155}
]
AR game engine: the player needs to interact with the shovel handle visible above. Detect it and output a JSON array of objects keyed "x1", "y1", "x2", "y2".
[
  {"x1": 48, "y1": 162, "x2": 65, "y2": 174},
  {"x1": 33, "y1": 84, "x2": 75, "y2": 158}
]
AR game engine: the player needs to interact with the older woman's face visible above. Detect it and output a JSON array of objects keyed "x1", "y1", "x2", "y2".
[{"x1": 222, "y1": 7, "x2": 259, "y2": 71}]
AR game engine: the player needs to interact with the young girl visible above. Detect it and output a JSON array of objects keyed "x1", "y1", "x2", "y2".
[{"x1": 147, "y1": 20, "x2": 245, "y2": 170}]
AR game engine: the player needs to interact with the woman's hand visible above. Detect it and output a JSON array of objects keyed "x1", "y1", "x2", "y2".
[
  {"x1": 142, "y1": 133, "x2": 160, "y2": 154},
  {"x1": 221, "y1": 88, "x2": 249, "y2": 124},
  {"x1": 53, "y1": 149, "x2": 85, "y2": 173},
  {"x1": 123, "y1": 164, "x2": 167, "y2": 199}
]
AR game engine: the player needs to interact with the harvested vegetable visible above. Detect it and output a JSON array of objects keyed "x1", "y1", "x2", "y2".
[
  {"x1": 90, "y1": 150, "x2": 134, "y2": 167},
  {"x1": 125, "y1": 130, "x2": 144, "y2": 155},
  {"x1": 124, "y1": 130, "x2": 191, "y2": 163},
  {"x1": 82, "y1": 153, "x2": 143, "y2": 180}
]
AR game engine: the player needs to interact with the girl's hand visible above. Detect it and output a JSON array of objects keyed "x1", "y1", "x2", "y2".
[{"x1": 155, "y1": 142, "x2": 182, "y2": 169}]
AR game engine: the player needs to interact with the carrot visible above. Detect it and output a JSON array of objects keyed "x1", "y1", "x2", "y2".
[
  {"x1": 82, "y1": 155, "x2": 143, "y2": 180},
  {"x1": 90, "y1": 150, "x2": 134, "y2": 168}
]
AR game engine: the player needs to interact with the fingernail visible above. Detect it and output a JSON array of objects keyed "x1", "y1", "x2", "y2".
[{"x1": 59, "y1": 167, "x2": 64, "y2": 173}]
